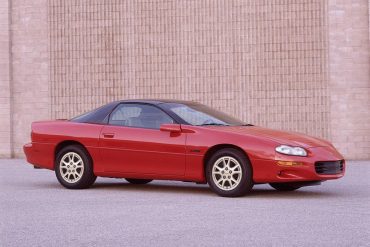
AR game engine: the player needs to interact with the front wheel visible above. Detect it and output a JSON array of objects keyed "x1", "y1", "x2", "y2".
[
  {"x1": 206, "y1": 148, "x2": 253, "y2": 197},
  {"x1": 55, "y1": 145, "x2": 96, "y2": 189}
]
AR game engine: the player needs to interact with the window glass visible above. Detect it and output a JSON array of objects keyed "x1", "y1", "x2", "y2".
[
  {"x1": 164, "y1": 103, "x2": 246, "y2": 126},
  {"x1": 171, "y1": 106, "x2": 226, "y2": 126},
  {"x1": 109, "y1": 104, "x2": 174, "y2": 129},
  {"x1": 70, "y1": 102, "x2": 118, "y2": 124}
]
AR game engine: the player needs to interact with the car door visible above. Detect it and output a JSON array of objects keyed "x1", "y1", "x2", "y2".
[{"x1": 99, "y1": 103, "x2": 186, "y2": 176}]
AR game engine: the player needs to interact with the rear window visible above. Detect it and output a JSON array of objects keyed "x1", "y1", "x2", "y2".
[{"x1": 70, "y1": 102, "x2": 118, "y2": 124}]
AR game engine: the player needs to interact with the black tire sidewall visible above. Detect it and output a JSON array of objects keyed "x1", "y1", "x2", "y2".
[
  {"x1": 206, "y1": 148, "x2": 253, "y2": 197},
  {"x1": 55, "y1": 145, "x2": 96, "y2": 189}
]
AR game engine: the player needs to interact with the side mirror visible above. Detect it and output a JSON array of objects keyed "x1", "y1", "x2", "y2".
[{"x1": 160, "y1": 124, "x2": 182, "y2": 133}]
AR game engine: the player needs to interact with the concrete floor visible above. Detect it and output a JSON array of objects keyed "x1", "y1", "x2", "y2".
[{"x1": 0, "y1": 159, "x2": 369, "y2": 247}]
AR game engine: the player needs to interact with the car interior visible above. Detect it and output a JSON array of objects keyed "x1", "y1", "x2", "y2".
[{"x1": 109, "y1": 104, "x2": 173, "y2": 129}]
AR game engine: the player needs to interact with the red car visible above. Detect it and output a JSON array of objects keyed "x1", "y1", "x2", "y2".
[{"x1": 24, "y1": 100, "x2": 345, "y2": 197}]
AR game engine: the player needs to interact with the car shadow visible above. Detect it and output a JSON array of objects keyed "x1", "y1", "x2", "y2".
[
  {"x1": 248, "y1": 187, "x2": 339, "y2": 198},
  {"x1": 89, "y1": 181, "x2": 340, "y2": 198},
  {"x1": 92, "y1": 182, "x2": 213, "y2": 196},
  {"x1": 31, "y1": 179, "x2": 340, "y2": 198}
]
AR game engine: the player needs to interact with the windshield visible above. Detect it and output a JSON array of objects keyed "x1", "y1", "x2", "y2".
[{"x1": 163, "y1": 103, "x2": 247, "y2": 126}]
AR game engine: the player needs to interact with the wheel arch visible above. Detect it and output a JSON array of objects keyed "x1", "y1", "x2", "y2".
[
  {"x1": 54, "y1": 140, "x2": 93, "y2": 168},
  {"x1": 203, "y1": 144, "x2": 253, "y2": 180}
]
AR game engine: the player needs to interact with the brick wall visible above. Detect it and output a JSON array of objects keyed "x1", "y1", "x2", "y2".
[
  {"x1": 49, "y1": 0, "x2": 330, "y2": 139},
  {"x1": 0, "y1": 0, "x2": 369, "y2": 159},
  {"x1": 328, "y1": 0, "x2": 370, "y2": 159},
  {"x1": 10, "y1": 0, "x2": 49, "y2": 156},
  {"x1": 0, "y1": 0, "x2": 11, "y2": 158}
]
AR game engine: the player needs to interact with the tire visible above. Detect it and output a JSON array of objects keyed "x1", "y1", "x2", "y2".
[
  {"x1": 55, "y1": 145, "x2": 96, "y2": 189},
  {"x1": 269, "y1": 183, "x2": 300, "y2": 191},
  {"x1": 206, "y1": 148, "x2": 253, "y2": 197},
  {"x1": 125, "y1": 178, "x2": 153, "y2": 184}
]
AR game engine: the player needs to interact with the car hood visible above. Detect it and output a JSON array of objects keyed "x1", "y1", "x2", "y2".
[{"x1": 210, "y1": 126, "x2": 331, "y2": 148}]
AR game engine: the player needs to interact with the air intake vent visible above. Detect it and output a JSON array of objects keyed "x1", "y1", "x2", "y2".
[{"x1": 315, "y1": 160, "x2": 344, "y2": 175}]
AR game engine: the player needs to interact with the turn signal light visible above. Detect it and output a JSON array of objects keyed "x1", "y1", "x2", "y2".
[{"x1": 277, "y1": 161, "x2": 304, "y2": 166}]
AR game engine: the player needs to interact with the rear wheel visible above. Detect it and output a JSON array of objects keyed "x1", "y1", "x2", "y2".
[
  {"x1": 206, "y1": 148, "x2": 253, "y2": 197},
  {"x1": 55, "y1": 145, "x2": 96, "y2": 189},
  {"x1": 269, "y1": 183, "x2": 300, "y2": 191},
  {"x1": 125, "y1": 178, "x2": 153, "y2": 185}
]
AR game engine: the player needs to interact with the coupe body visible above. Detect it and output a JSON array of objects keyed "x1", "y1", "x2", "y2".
[{"x1": 24, "y1": 100, "x2": 345, "y2": 197}]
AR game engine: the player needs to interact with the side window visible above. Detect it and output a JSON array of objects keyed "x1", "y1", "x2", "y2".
[{"x1": 109, "y1": 104, "x2": 174, "y2": 129}]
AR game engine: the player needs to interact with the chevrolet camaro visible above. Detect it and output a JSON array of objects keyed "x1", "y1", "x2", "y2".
[{"x1": 24, "y1": 99, "x2": 345, "y2": 197}]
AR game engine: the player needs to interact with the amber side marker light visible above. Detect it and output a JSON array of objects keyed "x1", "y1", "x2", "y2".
[{"x1": 277, "y1": 161, "x2": 304, "y2": 166}]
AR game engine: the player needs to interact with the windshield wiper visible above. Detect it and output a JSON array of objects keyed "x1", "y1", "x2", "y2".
[{"x1": 239, "y1": 124, "x2": 254, "y2": 126}]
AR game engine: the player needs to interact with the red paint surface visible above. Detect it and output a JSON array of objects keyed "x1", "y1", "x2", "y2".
[{"x1": 24, "y1": 121, "x2": 345, "y2": 183}]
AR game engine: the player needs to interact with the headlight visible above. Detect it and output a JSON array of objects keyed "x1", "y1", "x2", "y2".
[{"x1": 275, "y1": 145, "x2": 307, "y2": 156}]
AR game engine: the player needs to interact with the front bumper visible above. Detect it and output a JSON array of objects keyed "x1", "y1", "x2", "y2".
[{"x1": 252, "y1": 146, "x2": 345, "y2": 183}]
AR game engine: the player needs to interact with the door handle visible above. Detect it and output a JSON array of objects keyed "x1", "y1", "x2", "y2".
[{"x1": 103, "y1": 133, "x2": 115, "y2": 138}]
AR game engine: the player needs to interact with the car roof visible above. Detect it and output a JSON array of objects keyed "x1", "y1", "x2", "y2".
[
  {"x1": 70, "y1": 99, "x2": 199, "y2": 125},
  {"x1": 117, "y1": 99, "x2": 198, "y2": 105}
]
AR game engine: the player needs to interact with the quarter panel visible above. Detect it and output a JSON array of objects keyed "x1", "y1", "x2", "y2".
[
  {"x1": 182, "y1": 125, "x2": 279, "y2": 181},
  {"x1": 183, "y1": 125, "x2": 345, "y2": 183},
  {"x1": 27, "y1": 121, "x2": 104, "y2": 170}
]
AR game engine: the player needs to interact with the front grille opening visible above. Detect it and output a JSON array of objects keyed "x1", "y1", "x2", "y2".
[{"x1": 315, "y1": 160, "x2": 344, "y2": 175}]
